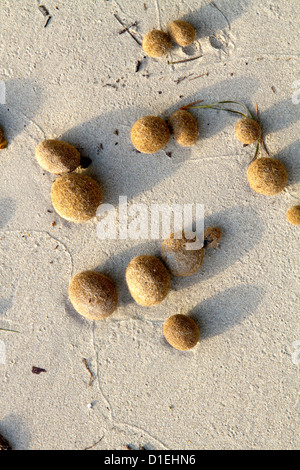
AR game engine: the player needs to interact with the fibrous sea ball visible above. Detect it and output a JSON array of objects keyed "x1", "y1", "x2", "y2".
[
  {"x1": 0, "y1": 125, "x2": 8, "y2": 149},
  {"x1": 126, "y1": 255, "x2": 171, "y2": 306},
  {"x1": 286, "y1": 205, "x2": 300, "y2": 225},
  {"x1": 204, "y1": 226, "x2": 222, "y2": 248},
  {"x1": 164, "y1": 314, "x2": 200, "y2": 351},
  {"x1": 168, "y1": 20, "x2": 196, "y2": 47},
  {"x1": 235, "y1": 118, "x2": 262, "y2": 144},
  {"x1": 161, "y1": 231, "x2": 204, "y2": 277},
  {"x1": 35, "y1": 139, "x2": 80, "y2": 174},
  {"x1": 51, "y1": 173, "x2": 102, "y2": 222},
  {"x1": 142, "y1": 29, "x2": 172, "y2": 58},
  {"x1": 69, "y1": 271, "x2": 118, "y2": 320},
  {"x1": 131, "y1": 116, "x2": 170, "y2": 154},
  {"x1": 247, "y1": 157, "x2": 288, "y2": 195},
  {"x1": 169, "y1": 110, "x2": 198, "y2": 147}
]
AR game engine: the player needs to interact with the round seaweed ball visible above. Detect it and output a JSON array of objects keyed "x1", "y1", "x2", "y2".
[
  {"x1": 168, "y1": 20, "x2": 196, "y2": 47},
  {"x1": 161, "y1": 232, "x2": 204, "y2": 277},
  {"x1": 51, "y1": 173, "x2": 102, "y2": 222},
  {"x1": 69, "y1": 271, "x2": 118, "y2": 320},
  {"x1": 235, "y1": 118, "x2": 262, "y2": 144},
  {"x1": 169, "y1": 110, "x2": 198, "y2": 147},
  {"x1": 164, "y1": 314, "x2": 200, "y2": 350},
  {"x1": 142, "y1": 29, "x2": 172, "y2": 58},
  {"x1": 247, "y1": 157, "x2": 288, "y2": 195},
  {"x1": 126, "y1": 255, "x2": 171, "y2": 306},
  {"x1": 36, "y1": 139, "x2": 81, "y2": 174},
  {"x1": 204, "y1": 227, "x2": 222, "y2": 248},
  {"x1": 286, "y1": 205, "x2": 300, "y2": 225},
  {"x1": 131, "y1": 116, "x2": 170, "y2": 154}
]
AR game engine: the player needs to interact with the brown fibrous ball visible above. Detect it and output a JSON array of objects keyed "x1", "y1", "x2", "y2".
[
  {"x1": 35, "y1": 139, "x2": 81, "y2": 174},
  {"x1": 51, "y1": 173, "x2": 103, "y2": 222},
  {"x1": 204, "y1": 227, "x2": 222, "y2": 249},
  {"x1": 131, "y1": 116, "x2": 171, "y2": 154},
  {"x1": 247, "y1": 157, "x2": 288, "y2": 196},
  {"x1": 0, "y1": 125, "x2": 8, "y2": 149},
  {"x1": 142, "y1": 29, "x2": 172, "y2": 58},
  {"x1": 168, "y1": 20, "x2": 196, "y2": 47},
  {"x1": 286, "y1": 205, "x2": 300, "y2": 225},
  {"x1": 126, "y1": 255, "x2": 171, "y2": 306},
  {"x1": 161, "y1": 231, "x2": 204, "y2": 277},
  {"x1": 164, "y1": 314, "x2": 200, "y2": 351},
  {"x1": 69, "y1": 271, "x2": 118, "y2": 320},
  {"x1": 169, "y1": 110, "x2": 198, "y2": 147},
  {"x1": 235, "y1": 118, "x2": 262, "y2": 144}
]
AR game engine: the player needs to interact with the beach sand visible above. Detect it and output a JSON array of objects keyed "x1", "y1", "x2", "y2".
[{"x1": 0, "y1": 0, "x2": 299, "y2": 450}]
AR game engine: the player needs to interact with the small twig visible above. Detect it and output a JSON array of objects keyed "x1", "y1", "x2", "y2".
[
  {"x1": 113, "y1": 14, "x2": 142, "y2": 46},
  {"x1": 103, "y1": 83, "x2": 118, "y2": 90},
  {"x1": 44, "y1": 16, "x2": 52, "y2": 28},
  {"x1": 82, "y1": 358, "x2": 94, "y2": 387},
  {"x1": 32, "y1": 366, "x2": 47, "y2": 375},
  {"x1": 260, "y1": 138, "x2": 270, "y2": 156},
  {"x1": 0, "y1": 327, "x2": 19, "y2": 333},
  {"x1": 251, "y1": 142, "x2": 260, "y2": 162},
  {"x1": 39, "y1": 5, "x2": 50, "y2": 17},
  {"x1": 119, "y1": 22, "x2": 137, "y2": 35},
  {"x1": 208, "y1": 0, "x2": 231, "y2": 30},
  {"x1": 189, "y1": 72, "x2": 209, "y2": 80},
  {"x1": 84, "y1": 435, "x2": 104, "y2": 451},
  {"x1": 174, "y1": 73, "x2": 194, "y2": 84},
  {"x1": 135, "y1": 60, "x2": 142, "y2": 72},
  {"x1": 168, "y1": 54, "x2": 203, "y2": 65},
  {"x1": 256, "y1": 104, "x2": 270, "y2": 156},
  {"x1": 180, "y1": 99, "x2": 204, "y2": 110}
]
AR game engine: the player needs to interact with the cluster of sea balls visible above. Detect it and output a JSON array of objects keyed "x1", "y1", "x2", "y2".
[
  {"x1": 131, "y1": 110, "x2": 198, "y2": 154},
  {"x1": 69, "y1": 228, "x2": 222, "y2": 351},
  {"x1": 34, "y1": 138, "x2": 223, "y2": 350},
  {"x1": 35, "y1": 139, "x2": 103, "y2": 223},
  {"x1": 233, "y1": 117, "x2": 288, "y2": 196},
  {"x1": 142, "y1": 20, "x2": 196, "y2": 58}
]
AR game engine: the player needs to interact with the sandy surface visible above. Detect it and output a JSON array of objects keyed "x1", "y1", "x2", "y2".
[{"x1": 0, "y1": 0, "x2": 299, "y2": 450}]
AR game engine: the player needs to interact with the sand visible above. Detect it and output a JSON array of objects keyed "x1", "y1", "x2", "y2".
[{"x1": 0, "y1": 0, "x2": 299, "y2": 451}]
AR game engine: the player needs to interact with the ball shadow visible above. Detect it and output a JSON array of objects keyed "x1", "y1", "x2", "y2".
[
  {"x1": 0, "y1": 78, "x2": 44, "y2": 142},
  {"x1": 190, "y1": 283, "x2": 265, "y2": 339},
  {"x1": 0, "y1": 197, "x2": 16, "y2": 229}
]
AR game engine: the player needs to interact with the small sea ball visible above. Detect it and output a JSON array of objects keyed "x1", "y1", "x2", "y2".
[
  {"x1": 169, "y1": 110, "x2": 198, "y2": 147},
  {"x1": 0, "y1": 125, "x2": 8, "y2": 149},
  {"x1": 286, "y1": 205, "x2": 300, "y2": 225},
  {"x1": 126, "y1": 255, "x2": 171, "y2": 306},
  {"x1": 35, "y1": 139, "x2": 80, "y2": 174},
  {"x1": 142, "y1": 29, "x2": 172, "y2": 58},
  {"x1": 247, "y1": 157, "x2": 288, "y2": 196},
  {"x1": 235, "y1": 118, "x2": 262, "y2": 144},
  {"x1": 204, "y1": 226, "x2": 222, "y2": 248},
  {"x1": 161, "y1": 232, "x2": 204, "y2": 277},
  {"x1": 168, "y1": 20, "x2": 196, "y2": 47},
  {"x1": 69, "y1": 271, "x2": 118, "y2": 320},
  {"x1": 51, "y1": 173, "x2": 102, "y2": 222},
  {"x1": 164, "y1": 314, "x2": 200, "y2": 351},
  {"x1": 131, "y1": 116, "x2": 171, "y2": 154}
]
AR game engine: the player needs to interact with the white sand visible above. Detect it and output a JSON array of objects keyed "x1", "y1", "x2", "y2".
[{"x1": 0, "y1": 0, "x2": 299, "y2": 450}]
